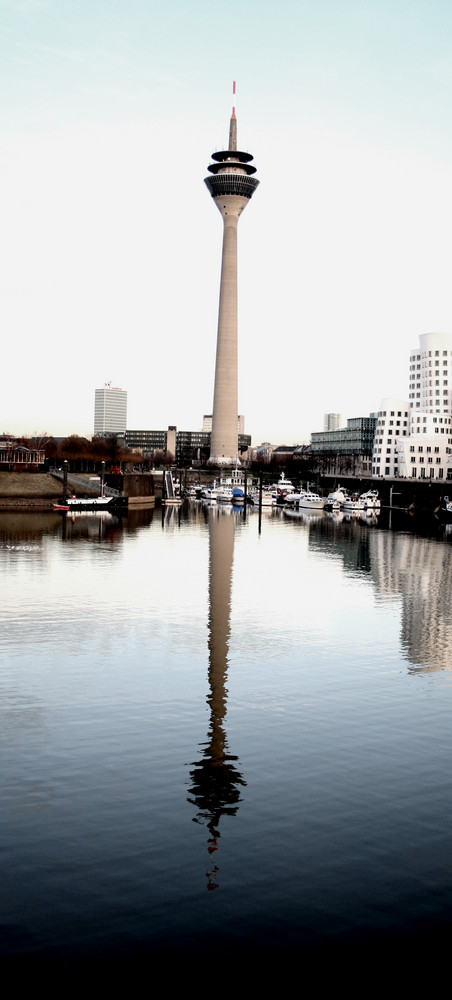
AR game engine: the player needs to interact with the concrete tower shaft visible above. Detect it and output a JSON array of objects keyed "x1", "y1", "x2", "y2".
[{"x1": 204, "y1": 90, "x2": 259, "y2": 467}]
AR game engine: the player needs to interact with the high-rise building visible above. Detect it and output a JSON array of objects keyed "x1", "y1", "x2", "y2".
[
  {"x1": 204, "y1": 85, "x2": 259, "y2": 466},
  {"x1": 323, "y1": 413, "x2": 342, "y2": 432},
  {"x1": 94, "y1": 383, "x2": 127, "y2": 436}
]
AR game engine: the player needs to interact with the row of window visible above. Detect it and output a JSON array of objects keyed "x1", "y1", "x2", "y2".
[
  {"x1": 378, "y1": 411, "x2": 409, "y2": 417},
  {"x1": 373, "y1": 466, "x2": 451, "y2": 479},
  {"x1": 410, "y1": 350, "x2": 452, "y2": 359},
  {"x1": 409, "y1": 445, "x2": 440, "y2": 452}
]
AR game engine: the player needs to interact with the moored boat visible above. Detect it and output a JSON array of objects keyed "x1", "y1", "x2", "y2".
[
  {"x1": 53, "y1": 494, "x2": 127, "y2": 512},
  {"x1": 323, "y1": 487, "x2": 350, "y2": 512},
  {"x1": 360, "y1": 490, "x2": 381, "y2": 511},
  {"x1": 289, "y1": 490, "x2": 325, "y2": 510}
]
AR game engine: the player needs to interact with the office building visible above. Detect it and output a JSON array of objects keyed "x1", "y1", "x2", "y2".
[
  {"x1": 94, "y1": 383, "x2": 127, "y2": 436},
  {"x1": 204, "y1": 85, "x2": 259, "y2": 466},
  {"x1": 311, "y1": 415, "x2": 377, "y2": 474},
  {"x1": 125, "y1": 426, "x2": 251, "y2": 465}
]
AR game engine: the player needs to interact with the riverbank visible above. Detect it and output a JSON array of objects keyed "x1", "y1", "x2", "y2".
[
  {"x1": 0, "y1": 473, "x2": 62, "y2": 510},
  {"x1": 0, "y1": 471, "x2": 156, "y2": 510}
]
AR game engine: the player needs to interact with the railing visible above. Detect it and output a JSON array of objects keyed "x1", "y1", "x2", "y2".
[{"x1": 50, "y1": 470, "x2": 120, "y2": 497}]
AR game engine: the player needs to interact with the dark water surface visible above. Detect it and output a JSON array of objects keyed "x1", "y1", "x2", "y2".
[{"x1": 2, "y1": 505, "x2": 452, "y2": 974}]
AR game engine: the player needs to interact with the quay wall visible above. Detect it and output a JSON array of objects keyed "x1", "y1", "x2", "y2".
[
  {"x1": 317, "y1": 474, "x2": 449, "y2": 512},
  {"x1": 0, "y1": 472, "x2": 156, "y2": 510}
]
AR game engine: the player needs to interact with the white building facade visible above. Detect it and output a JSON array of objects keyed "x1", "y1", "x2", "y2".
[
  {"x1": 94, "y1": 384, "x2": 127, "y2": 436},
  {"x1": 409, "y1": 332, "x2": 452, "y2": 415},
  {"x1": 372, "y1": 398, "x2": 410, "y2": 478},
  {"x1": 323, "y1": 413, "x2": 342, "y2": 432},
  {"x1": 396, "y1": 412, "x2": 452, "y2": 480},
  {"x1": 372, "y1": 333, "x2": 452, "y2": 480}
]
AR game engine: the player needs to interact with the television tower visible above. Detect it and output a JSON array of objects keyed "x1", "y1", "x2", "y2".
[{"x1": 205, "y1": 84, "x2": 259, "y2": 467}]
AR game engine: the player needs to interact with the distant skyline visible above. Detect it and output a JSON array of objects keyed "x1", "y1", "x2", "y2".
[{"x1": 3, "y1": 1, "x2": 452, "y2": 443}]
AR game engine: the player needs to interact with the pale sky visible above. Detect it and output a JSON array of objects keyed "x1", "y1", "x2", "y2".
[{"x1": 3, "y1": 0, "x2": 452, "y2": 444}]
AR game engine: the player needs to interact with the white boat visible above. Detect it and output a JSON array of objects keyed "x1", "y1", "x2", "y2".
[
  {"x1": 342, "y1": 490, "x2": 381, "y2": 514},
  {"x1": 248, "y1": 487, "x2": 274, "y2": 506},
  {"x1": 360, "y1": 490, "x2": 381, "y2": 511},
  {"x1": 323, "y1": 487, "x2": 350, "y2": 511},
  {"x1": 216, "y1": 484, "x2": 245, "y2": 504},
  {"x1": 289, "y1": 490, "x2": 325, "y2": 510},
  {"x1": 273, "y1": 472, "x2": 295, "y2": 500},
  {"x1": 341, "y1": 493, "x2": 364, "y2": 514},
  {"x1": 201, "y1": 483, "x2": 218, "y2": 502},
  {"x1": 216, "y1": 486, "x2": 234, "y2": 503},
  {"x1": 53, "y1": 495, "x2": 123, "y2": 511}
]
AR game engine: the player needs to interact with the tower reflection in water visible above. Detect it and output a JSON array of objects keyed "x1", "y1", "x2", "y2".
[{"x1": 188, "y1": 508, "x2": 246, "y2": 890}]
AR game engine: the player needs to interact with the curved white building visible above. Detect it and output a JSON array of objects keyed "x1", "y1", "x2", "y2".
[
  {"x1": 409, "y1": 332, "x2": 452, "y2": 415},
  {"x1": 373, "y1": 333, "x2": 452, "y2": 480}
]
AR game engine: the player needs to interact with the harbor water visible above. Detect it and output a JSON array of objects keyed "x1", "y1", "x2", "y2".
[{"x1": 2, "y1": 503, "x2": 452, "y2": 973}]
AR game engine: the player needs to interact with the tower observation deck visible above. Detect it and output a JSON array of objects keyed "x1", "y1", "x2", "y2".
[{"x1": 205, "y1": 85, "x2": 259, "y2": 467}]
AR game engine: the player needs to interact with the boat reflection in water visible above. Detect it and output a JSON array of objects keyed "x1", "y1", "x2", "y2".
[{"x1": 187, "y1": 508, "x2": 246, "y2": 890}]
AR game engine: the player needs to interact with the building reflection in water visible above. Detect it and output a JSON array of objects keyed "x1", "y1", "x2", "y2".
[
  {"x1": 307, "y1": 512, "x2": 452, "y2": 675},
  {"x1": 187, "y1": 508, "x2": 246, "y2": 890},
  {"x1": 368, "y1": 529, "x2": 452, "y2": 673}
]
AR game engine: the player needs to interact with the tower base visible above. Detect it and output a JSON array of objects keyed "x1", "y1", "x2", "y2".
[{"x1": 207, "y1": 455, "x2": 242, "y2": 469}]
